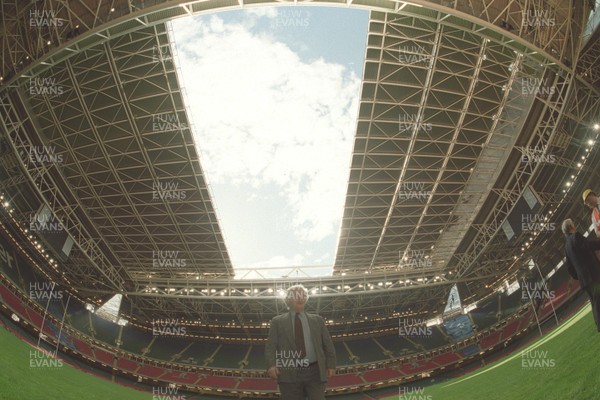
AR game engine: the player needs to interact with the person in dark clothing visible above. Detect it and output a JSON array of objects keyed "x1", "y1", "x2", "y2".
[
  {"x1": 265, "y1": 285, "x2": 336, "y2": 400},
  {"x1": 562, "y1": 218, "x2": 600, "y2": 331}
]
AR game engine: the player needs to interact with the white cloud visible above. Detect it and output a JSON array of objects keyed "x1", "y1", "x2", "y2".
[
  {"x1": 245, "y1": 7, "x2": 278, "y2": 18},
  {"x1": 171, "y1": 14, "x2": 360, "y2": 263}
]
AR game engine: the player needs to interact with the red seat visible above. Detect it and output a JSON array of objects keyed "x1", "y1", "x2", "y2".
[
  {"x1": 196, "y1": 375, "x2": 237, "y2": 388},
  {"x1": 237, "y1": 378, "x2": 278, "y2": 391},
  {"x1": 363, "y1": 368, "x2": 402, "y2": 383},
  {"x1": 326, "y1": 373, "x2": 363, "y2": 388}
]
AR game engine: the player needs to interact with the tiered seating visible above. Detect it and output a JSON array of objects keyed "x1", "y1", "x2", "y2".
[
  {"x1": 345, "y1": 338, "x2": 382, "y2": 363},
  {"x1": 90, "y1": 313, "x2": 119, "y2": 346},
  {"x1": 376, "y1": 334, "x2": 417, "y2": 356},
  {"x1": 120, "y1": 325, "x2": 152, "y2": 355},
  {"x1": 65, "y1": 300, "x2": 87, "y2": 315},
  {"x1": 461, "y1": 343, "x2": 481, "y2": 357},
  {"x1": 160, "y1": 370, "x2": 198, "y2": 385},
  {"x1": 500, "y1": 320, "x2": 521, "y2": 340},
  {"x1": 327, "y1": 373, "x2": 363, "y2": 387},
  {"x1": 69, "y1": 311, "x2": 91, "y2": 335},
  {"x1": 196, "y1": 375, "x2": 237, "y2": 388},
  {"x1": 71, "y1": 336, "x2": 94, "y2": 357},
  {"x1": 499, "y1": 291, "x2": 523, "y2": 318},
  {"x1": 407, "y1": 326, "x2": 448, "y2": 349},
  {"x1": 517, "y1": 310, "x2": 533, "y2": 330},
  {"x1": 93, "y1": 347, "x2": 115, "y2": 365},
  {"x1": 0, "y1": 284, "x2": 28, "y2": 317},
  {"x1": 538, "y1": 278, "x2": 575, "y2": 319},
  {"x1": 116, "y1": 357, "x2": 138, "y2": 372},
  {"x1": 178, "y1": 340, "x2": 220, "y2": 366},
  {"x1": 431, "y1": 352, "x2": 461, "y2": 366},
  {"x1": 479, "y1": 329, "x2": 502, "y2": 349},
  {"x1": 24, "y1": 305, "x2": 45, "y2": 329},
  {"x1": 363, "y1": 368, "x2": 402, "y2": 383},
  {"x1": 137, "y1": 364, "x2": 166, "y2": 379},
  {"x1": 442, "y1": 314, "x2": 475, "y2": 342},
  {"x1": 47, "y1": 301, "x2": 66, "y2": 320},
  {"x1": 20, "y1": 304, "x2": 62, "y2": 341},
  {"x1": 472, "y1": 293, "x2": 499, "y2": 330},
  {"x1": 0, "y1": 254, "x2": 21, "y2": 284},
  {"x1": 334, "y1": 341, "x2": 353, "y2": 365},
  {"x1": 471, "y1": 309, "x2": 498, "y2": 331},
  {"x1": 15, "y1": 262, "x2": 38, "y2": 293},
  {"x1": 147, "y1": 335, "x2": 190, "y2": 362},
  {"x1": 238, "y1": 378, "x2": 278, "y2": 391},
  {"x1": 399, "y1": 359, "x2": 437, "y2": 375},
  {"x1": 246, "y1": 345, "x2": 267, "y2": 370},
  {"x1": 45, "y1": 320, "x2": 68, "y2": 341},
  {"x1": 211, "y1": 343, "x2": 247, "y2": 368}
]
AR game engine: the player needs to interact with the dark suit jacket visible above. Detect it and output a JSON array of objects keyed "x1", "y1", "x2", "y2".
[
  {"x1": 564, "y1": 231, "x2": 600, "y2": 289},
  {"x1": 265, "y1": 311, "x2": 336, "y2": 383}
]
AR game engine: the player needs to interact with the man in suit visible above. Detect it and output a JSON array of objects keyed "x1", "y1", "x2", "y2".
[
  {"x1": 562, "y1": 218, "x2": 600, "y2": 331},
  {"x1": 265, "y1": 285, "x2": 336, "y2": 400}
]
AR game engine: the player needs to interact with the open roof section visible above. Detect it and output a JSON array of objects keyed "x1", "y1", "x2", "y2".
[{"x1": 170, "y1": 8, "x2": 368, "y2": 278}]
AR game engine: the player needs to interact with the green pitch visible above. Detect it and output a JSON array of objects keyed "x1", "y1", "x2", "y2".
[
  {"x1": 386, "y1": 303, "x2": 600, "y2": 400},
  {"x1": 0, "y1": 304, "x2": 598, "y2": 400},
  {"x1": 0, "y1": 327, "x2": 151, "y2": 400}
]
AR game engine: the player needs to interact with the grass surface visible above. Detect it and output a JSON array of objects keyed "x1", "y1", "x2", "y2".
[
  {"x1": 1, "y1": 305, "x2": 598, "y2": 400},
  {"x1": 384, "y1": 304, "x2": 600, "y2": 400},
  {"x1": 0, "y1": 327, "x2": 150, "y2": 400}
]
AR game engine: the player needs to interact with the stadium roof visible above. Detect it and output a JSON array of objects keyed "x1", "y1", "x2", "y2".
[{"x1": 1, "y1": 0, "x2": 600, "y2": 335}]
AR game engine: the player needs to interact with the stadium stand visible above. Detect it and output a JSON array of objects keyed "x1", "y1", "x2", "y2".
[
  {"x1": 405, "y1": 325, "x2": 448, "y2": 350},
  {"x1": 69, "y1": 311, "x2": 92, "y2": 336},
  {"x1": 471, "y1": 294, "x2": 500, "y2": 331},
  {"x1": 116, "y1": 357, "x2": 139, "y2": 373},
  {"x1": 327, "y1": 373, "x2": 363, "y2": 387},
  {"x1": 246, "y1": 344, "x2": 267, "y2": 370},
  {"x1": 0, "y1": 284, "x2": 27, "y2": 318},
  {"x1": 120, "y1": 325, "x2": 153, "y2": 355},
  {"x1": 147, "y1": 334, "x2": 192, "y2": 362},
  {"x1": 196, "y1": 375, "x2": 237, "y2": 389},
  {"x1": 431, "y1": 351, "x2": 461, "y2": 367},
  {"x1": 334, "y1": 341, "x2": 353, "y2": 365},
  {"x1": 71, "y1": 336, "x2": 94, "y2": 358},
  {"x1": 94, "y1": 347, "x2": 116, "y2": 366},
  {"x1": 363, "y1": 367, "x2": 402, "y2": 383},
  {"x1": 375, "y1": 334, "x2": 418, "y2": 356},
  {"x1": 344, "y1": 338, "x2": 382, "y2": 363},
  {"x1": 538, "y1": 278, "x2": 580, "y2": 320},
  {"x1": 499, "y1": 291, "x2": 524, "y2": 319},
  {"x1": 237, "y1": 376, "x2": 278, "y2": 391},
  {"x1": 46, "y1": 300, "x2": 66, "y2": 320},
  {"x1": 177, "y1": 340, "x2": 220, "y2": 366},
  {"x1": 500, "y1": 319, "x2": 521, "y2": 341},
  {"x1": 0, "y1": 259, "x2": 584, "y2": 398},
  {"x1": 160, "y1": 370, "x2": 200, "y2": 385},
  {"x1": 90, "y1": 313, "x2": 120, "y2": 346},
  {"x1": 137, "y1": 364, "x2": 167, "y2": 379},
  {"x1": 460, "y1": 343, "x2": 481, "y2": 358},
  {"x1": 210, "y1": 343, "x2": 249, "y2": 368}
]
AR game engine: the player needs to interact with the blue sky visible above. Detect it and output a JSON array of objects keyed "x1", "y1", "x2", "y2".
[{"x1": 170, "y1": 7, "x2": 368, "y2": 278}]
